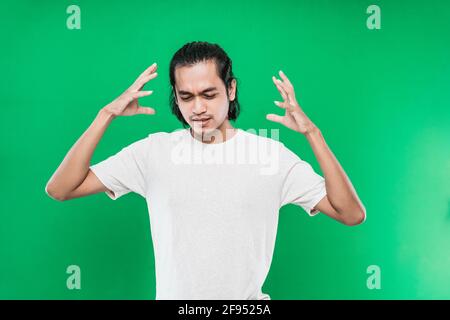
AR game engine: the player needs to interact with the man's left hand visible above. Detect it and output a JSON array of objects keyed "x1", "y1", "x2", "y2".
[{"x1": 266, "y1": 70, "x2": 317, "y2": 135}]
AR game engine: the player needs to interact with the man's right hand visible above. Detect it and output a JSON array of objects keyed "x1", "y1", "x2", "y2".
[{"x1": 102, "y1": 63, "x2": 158, "y2": 118}]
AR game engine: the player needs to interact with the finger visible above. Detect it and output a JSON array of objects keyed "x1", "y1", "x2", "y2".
[
  {"x1": 274, "y1": 100, "x2": 286, "y2": 109},
  {"x1": 266, "y1": 113, "x2": 284, "y2": 124},
  {"x1": 139, "y1": 62, "x2": 158, "y2": 78},
  {"x1": 134, "y1": 72, "x2": 158, "y2": 91},
  {"x1": 273, "y1": 77, "x2": 288, "y2": 101},
  {"x1": 131, "y1": 90, "x2": 153, "y2": 99},
  {"x1": 278, "y1": 70, "x2": 293, "y2": 87},
  {"x1": 275, "y1": 76, "x2": 290, "y2": 95},
  {"x1": 130, "y1": 63, "x2": 158, "y2": 90},
  {"x1": 275, "y1": 76, "x2": 297, "y2": 106},
  {"x1": 272, "y1": 76, "x2": 286, "y2": 100},
  {"x1": 136, "y1": 107, "x2": 156, "y2": 115},
  {"x1": 279, "y1": 70, "x2": 299, "y2": 106}
]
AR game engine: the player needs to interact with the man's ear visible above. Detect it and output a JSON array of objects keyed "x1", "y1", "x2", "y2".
[{"x1": 228, "y1": 79, "x2": 236, "y2": 102}]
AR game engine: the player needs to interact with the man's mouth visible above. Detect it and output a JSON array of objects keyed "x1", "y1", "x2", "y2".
[{"x1": 192, "y1": 117, "x2": 211, "y2": 127}]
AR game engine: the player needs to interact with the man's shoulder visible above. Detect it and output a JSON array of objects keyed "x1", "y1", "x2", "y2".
[
  {"x1": 146, "y1": 128, "x2": 187, "y2": 142},
  {"x1": 239, "y1": 129, "x2": 305, "y2": 162},
  {"x1": 238, "y1": 128, "x2": 284, "y2": 146},
  {"x1": 121, "y1": 129, "x2": 186, "y2": 152}
]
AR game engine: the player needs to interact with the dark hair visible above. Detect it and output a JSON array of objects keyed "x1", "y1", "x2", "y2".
[{"x1": 169, "y1": 41, "x2": 241, "y2": 127}]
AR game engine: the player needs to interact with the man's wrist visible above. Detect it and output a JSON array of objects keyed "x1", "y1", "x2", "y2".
[
  {"x1": 304, "y1": 124, "x2": 322, "y2": 142},
  {"x1": 304, "y1": 123, "x2": 320, "y2": 136},
  {"x1": 99, "y1": 107, "x2": 116, "y2": 121},
  {"x1": 96, "y1": 107, "x2": 116, "y2": 126}
]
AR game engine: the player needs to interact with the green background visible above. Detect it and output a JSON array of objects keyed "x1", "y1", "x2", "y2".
[{"x1": 1, "y1": 0, "x2": 449, "y2": 299}]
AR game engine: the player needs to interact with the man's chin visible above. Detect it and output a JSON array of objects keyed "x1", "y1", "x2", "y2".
[
  {"x1": 190, "y1": 124, "x2": 222, "y2": 139},
  {"x1": 191, "y1": 123, "x2": 217, "y2": 134}
]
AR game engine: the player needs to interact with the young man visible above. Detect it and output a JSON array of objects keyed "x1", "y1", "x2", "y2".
[{"x1": 45, "y1": 41, "x2": 366, "y2": 300}]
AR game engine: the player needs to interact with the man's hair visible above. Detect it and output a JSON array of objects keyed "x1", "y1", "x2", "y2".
[{"x1": 169, "y1": 41, "x2": 241, "y2": 127}]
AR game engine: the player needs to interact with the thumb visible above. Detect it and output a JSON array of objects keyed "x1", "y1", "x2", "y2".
[
  {"x1": 136, "y1": 107, "x2": 156, "y2": 115},
  {"x1": 266, "y1": 114, "x2": 283, "y2": 124}
]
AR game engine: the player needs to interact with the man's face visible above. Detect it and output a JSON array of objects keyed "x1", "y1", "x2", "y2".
[{"x1": 174, "y1": 60, "x2": 236, "y2": 135}]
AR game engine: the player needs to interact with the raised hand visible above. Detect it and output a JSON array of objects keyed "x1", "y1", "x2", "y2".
[
  {"x1": 266, "y1": 70, "x2": 316, "y2": 135},
  {"x1": 103, "y1": 63, "x2": 158, "y2": 117}
]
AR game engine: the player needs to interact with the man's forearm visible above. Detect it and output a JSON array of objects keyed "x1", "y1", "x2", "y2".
[
  {"x1": 45, "y1": 108, "x2": 115, "y2": 199},
  {"x1": 305, "y1": 126, "x2": 366, "y2": 219}
]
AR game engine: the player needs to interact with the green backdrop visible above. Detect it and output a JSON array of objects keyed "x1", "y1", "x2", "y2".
[{"x1": 1, "y1": 0, "x2": 449, "y2": 299}]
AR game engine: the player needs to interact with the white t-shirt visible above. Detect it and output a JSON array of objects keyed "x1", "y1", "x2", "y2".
[{"x1": 89, "y1": 128, "x2": 327, "y2": 300}]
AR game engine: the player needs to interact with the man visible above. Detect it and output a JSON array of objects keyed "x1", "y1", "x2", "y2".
[{"x1": 45, "y1": 41, "x2": 366, "y2": 300}]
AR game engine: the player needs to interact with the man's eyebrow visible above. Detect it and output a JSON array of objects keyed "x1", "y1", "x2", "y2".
[{"x1": 178, "y1": 87, "x2": 218, "y2": 95}]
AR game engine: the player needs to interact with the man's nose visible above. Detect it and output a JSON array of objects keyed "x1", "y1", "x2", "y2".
[{"x1": 193, "y1": 97, "x2": 207, "y2": 114}]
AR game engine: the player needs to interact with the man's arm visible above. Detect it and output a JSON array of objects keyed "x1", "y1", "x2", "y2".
[
  {"x1": 304, "y1": 127, "x2": 366, "y2": 226},
  {"x1": 45, "y1": 63, "x2": 158, "y2": 201},
  {"x1": 45, "y1": 109, "x2": 115, "y2": 201},
  {"x1": 267, "y1": 70, "x2": 366, "y2": 226}
]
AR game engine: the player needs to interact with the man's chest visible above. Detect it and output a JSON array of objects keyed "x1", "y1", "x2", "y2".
[{"x1": 146, "y1": 162, "x2": 280, "y2": 220}]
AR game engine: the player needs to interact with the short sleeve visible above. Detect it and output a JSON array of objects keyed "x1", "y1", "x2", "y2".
[
  {"x1": 89, "y1": 136, "x2": 150, "y2": 200},
  {"x1": 279, "y1": 143, "x2": 327, "y2": 216}
]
